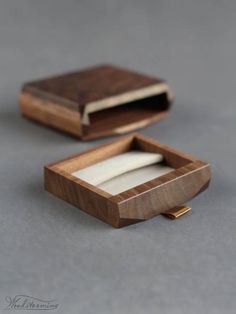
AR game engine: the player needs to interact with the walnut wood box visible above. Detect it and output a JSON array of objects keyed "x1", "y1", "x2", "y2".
[
  {"x1": 44, "y1": 133, "x2": 211, "y2": 227},
  {"x1": 19, "y1": 64, "x2": 173, "y2": 140}
]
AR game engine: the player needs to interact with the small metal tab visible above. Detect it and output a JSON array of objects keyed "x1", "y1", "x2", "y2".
[{"x1": 162, "y1": 205, "x2": 191, "y2": 219}]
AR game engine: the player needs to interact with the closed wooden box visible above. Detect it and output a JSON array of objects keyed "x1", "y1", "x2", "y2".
[
  {"x1": 44, "y1": 133, "x2": 211, "y2": 227},
  {"x1": 19, "y1": 64, "x2": 173, "y2": 140}
]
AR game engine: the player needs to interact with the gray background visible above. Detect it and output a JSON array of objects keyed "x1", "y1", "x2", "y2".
[{"x1": 0, "y1": 0, "x2": 235, "y2": 313}]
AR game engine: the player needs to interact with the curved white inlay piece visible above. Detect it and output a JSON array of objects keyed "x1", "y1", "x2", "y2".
[
  {"x1": 98, "y1": 164, "x2": 174, "y2": 195},
  {"x1": 72, "y1": 151, "x2": 164, "y2": 186}
]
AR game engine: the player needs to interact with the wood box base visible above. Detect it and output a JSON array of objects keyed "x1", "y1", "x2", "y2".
[{"x1": 44, "y1": 134, "x2": 211, "y2": 228}]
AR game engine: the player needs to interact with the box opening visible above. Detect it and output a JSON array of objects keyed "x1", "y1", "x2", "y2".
[{"x1": 84, "y1": 93, "x2": 170, "y2": 137}]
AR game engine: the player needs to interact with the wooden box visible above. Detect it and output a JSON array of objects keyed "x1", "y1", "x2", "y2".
[
  {"x1": 44, "y1": 133, "x2": 211, "y2": 227},
  {"x1": 19, "y1": 64, "x2": 173, "y2": 140}
]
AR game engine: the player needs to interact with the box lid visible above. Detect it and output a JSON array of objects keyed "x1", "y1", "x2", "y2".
[{"x1": 22, "y1": 64, "x2": 174, "y2": 140}]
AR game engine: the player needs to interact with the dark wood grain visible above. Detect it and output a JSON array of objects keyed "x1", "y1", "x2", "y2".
[
  {"x1": 23, "y1": 64, "x2": 163, "y2": 112},
  {"x1": 45, "y1": 134, "x2": 211, "y2": 227}
]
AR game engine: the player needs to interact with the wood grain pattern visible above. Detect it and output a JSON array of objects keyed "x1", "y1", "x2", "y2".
[
  {"x1": 19, "y1": 92, "x2": 81, "y2": 137},
  {"x1": 45, "y1": 134, "x2": 211, "y2": 227},
  {"x1": 19, "y1": 64, "x2": 173, "y2": 140},
  {"x1": 24, "y1": 64, "x2": 164, "y2": 111}
]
